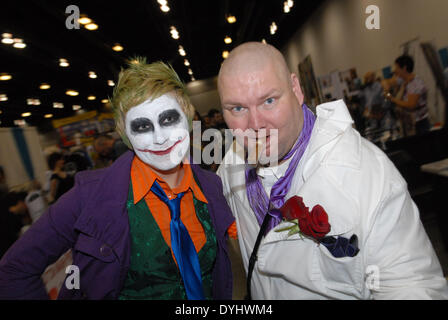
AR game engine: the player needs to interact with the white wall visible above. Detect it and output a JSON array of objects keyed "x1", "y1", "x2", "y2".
[
  {"x1": 282, "y1": 0, "x2": 448, "y2": 124},
  {"x1": 186, "y1": 77, "x2": 221, "y2": 116}
]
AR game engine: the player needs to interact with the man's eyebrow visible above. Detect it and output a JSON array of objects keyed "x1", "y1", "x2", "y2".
[{"x1": 258, "y1": 89, "x2": 280, "y2": 102}]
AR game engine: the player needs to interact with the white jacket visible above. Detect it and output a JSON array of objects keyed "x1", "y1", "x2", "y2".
[{"x1": 217, "y1": 100, "x2": 448, "y2": 300}]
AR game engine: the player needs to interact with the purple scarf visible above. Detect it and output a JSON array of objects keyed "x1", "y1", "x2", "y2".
[{"x1": 245, "y1": 104, "x2": 316, "y2": 234}]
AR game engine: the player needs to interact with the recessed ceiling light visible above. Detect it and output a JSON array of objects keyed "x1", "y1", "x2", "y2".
[
  {"x1": 112, "y1": 43, "x2": 123, "y2": 52},
  {"x1": 222, "y1": 51, "x2": 229, "y2": 59},
  {"x1": 87, "y1": 95, "x2": 96, "y2": 100},
  {"x1": 170, "y1": 26, "x2": 179, "y2": 40},
  {"x1": 40, "y1": 83, "x2": 51, "y2": 90},
  {"x1": 157, "y1": 0, "x2": 168, "y2": 5},
  {"x1": 224, "y1": 36, "x2": 232, "y2": 44},
  {"x1": 27, "y1": 98, "x2": 41, "y2": 106},
  {"x1": 14, "y1": 119, "x2": 26, "y2": 126},
  {"x1": 0, "y1": 74, "x2": 12, "y2": 81},
  {"x1": 1, "y1": 33, "x2": 14, "y2": 44},
  {"x1": 188, "y1": 69, "x2": 193, "y2": 75},
  {"x1": 88, "y1": 71, "x2": 97, "y2": 79},
  {"x1": 22, "y1": 112, "x2": 31, "y2": 117},
  {"x1": 184, "y1": 59, "x2": 190, "y2": 67},
  {"x1": 53, "y1": 102, "x2": 64, "y2": 109},
  {"x1": 59, "y1": 58, "x2": 69, "y2": 67},
  {"x1": 85, "y1": 23, "x2": 98, "y2": 31},
  {"x1": 101, "y1": 99, "x2": 109, "y2": 104},
  {"x1": 72, "y1": 105, "x2": 81, "y2": 111},
  {"x1": 66, "y1": 90, "x2": 79, "y2": 96},
  {"x1": 107, "y1": 80, "x2": 115, "y2": 87},
  {"x1": 227, "y1": 15, "x2": 237, "y2": 24},
  {"x1": 270, "y1": 22, "x2": 278, "y2": 35},
  {"x1": 44, "y1": 114, "x2": 53, "y2": 118},
  {"x1": 13, "y1": 38, "x2": 26, "y2": 49},
  {"x1": 160, "y1": 5, "x2": 170, "y2": 12},
  {"x1": 0, "y1": 94, "x2": 8, "y2": 101},
  {"x1": 178, "y1": 45, "x2": 186, "y2": 56},
  {"x1": 78, "y1": 15, "x2": 92, "y2": 25}
]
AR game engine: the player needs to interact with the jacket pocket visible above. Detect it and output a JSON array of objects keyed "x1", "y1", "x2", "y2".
[
  {"x1": 74, "y1": 233, "x2": 117, "y2": 263},
  {"x1": 312, "y1": 243, "x2": 363, "y2": 298}
]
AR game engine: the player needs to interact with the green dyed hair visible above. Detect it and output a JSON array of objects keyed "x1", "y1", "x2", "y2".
[{"x1": 111, "y1": 57, "x2": 195, "y2": 148}]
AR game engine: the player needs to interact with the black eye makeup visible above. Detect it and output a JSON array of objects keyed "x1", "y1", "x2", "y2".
[
  {"x1": 130, "y1": 117, "x2": 154, "y2": 134},
  {"x1": 158, "y1": 109, "x2": 181, "y2": 127}
]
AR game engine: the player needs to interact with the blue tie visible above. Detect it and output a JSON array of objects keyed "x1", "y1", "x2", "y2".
[{"x1": 150, "y1": 180, "x2": 205, "y2": 300}]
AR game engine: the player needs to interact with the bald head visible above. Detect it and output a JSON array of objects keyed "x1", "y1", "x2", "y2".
[{"x1": 218, "y1": 42, "x2": 292, "y2": 90}]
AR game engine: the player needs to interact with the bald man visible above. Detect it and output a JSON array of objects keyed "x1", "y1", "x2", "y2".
[{"x1": 216, "y1": 42, "x2": 448, "y2": 300}]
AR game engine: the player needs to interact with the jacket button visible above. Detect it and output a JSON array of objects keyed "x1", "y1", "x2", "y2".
[{"x1": 100, "y1": 244, "x2": 112, "y2": 257}]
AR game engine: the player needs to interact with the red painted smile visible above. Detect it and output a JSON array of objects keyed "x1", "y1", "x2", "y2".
[{"x1": 138, "y1": 137, "x2": 186, "y2": 156}]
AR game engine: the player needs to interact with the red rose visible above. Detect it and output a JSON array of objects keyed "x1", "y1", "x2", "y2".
[
  {"x1": 298, "y1": 205, "x2": 331, "y2": 240},
  {"x1": 279, "y1": 196, "x2": 331, "y2": 240},
  {"x1": 279, "y1": 196, "x2": 309, "y2": 221}
]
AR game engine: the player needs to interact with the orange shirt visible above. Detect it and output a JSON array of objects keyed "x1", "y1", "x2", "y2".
[{"x1": 131, "y1": 156, "x2": 209, "y2": 254}]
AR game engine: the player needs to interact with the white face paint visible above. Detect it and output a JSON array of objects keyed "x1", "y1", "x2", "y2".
[{"x1": 125, "y1": 94, "x2": 190, "y2": 171}]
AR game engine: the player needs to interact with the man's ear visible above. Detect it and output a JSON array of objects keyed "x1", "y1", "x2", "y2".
[{"x1": 291, "y1": 73, "x2": 304, "y2": 106}]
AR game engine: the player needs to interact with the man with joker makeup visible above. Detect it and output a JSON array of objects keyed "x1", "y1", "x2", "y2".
[{"x1": 0, "y1": 59, "x2": 235, "y2": 300}]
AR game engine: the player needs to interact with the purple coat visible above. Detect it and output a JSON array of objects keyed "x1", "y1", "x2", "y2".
[{"x1": 0, "y1": 151, "x2": 235, "y2": 299}]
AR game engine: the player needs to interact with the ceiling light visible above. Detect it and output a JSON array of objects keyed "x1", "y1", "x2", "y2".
[
  {"x1": 112, "y1": 43, "x2": 123, "y2": 52},
  {"x1": 72, "y1": 105, "x2": 81, "y2": 111},
  {"x1": 101, "y1": 99, "x2": 109, "y2": 104},
  {"x1": 224, "y1": 36, "x2": 232, "y2": 44},
  {"x1": 22, "y1": 112, "x2": 31, "y2": 117},
  {"x1": 157, "y1": 0, "x2": 168, "y2": 5},
  {"x1": 190, "y1": 76, "x2": 196, "y2": 82},
  {"x1": 178, "y1": 45, "x2": 186, "y2": 56},
  {"x1": 188, "y1": 69, "x2": 193, "y2": 75},
  {"x1": 108, "y1": 80, "x2": 115, "y2": 86},
  {"x1": 85, "y1": 23, "x2": 98, "y2": 31},
  {"x1": 27, "y1": 98, "x2": 41, "y2": 106},
  {"x1": 184, "y1": 59, "x2": 190, "y2": 67},
  {"x1": 0, "y1": 110, "x2": 2, "y2": 114},
  {"x1": 14, "y1": 119, "x2": 26, "y2": 126},
  {"x1": 53, "y1": 102, "x2": 64, "y2": 109},
  {"x1": 59, "y1": 58, "x2": 69, "y2": 67},
  {"x1": 12, "y1": 38, "x2": 26, "y2": 49},
  {"x1": 270, "y1": 22, "x2": 278, "y2": 35},
  {"x1": 283, "y1": 4, "x2": 290, "y2": 13},
  {"x1": 222, "y1": 51, "x2": 229, "y2": 59},
  {"x1": 88, "y1": 71, "x2": 97, "y2": 79},
  {"x1": 0, "y1": 94, "x2": 7, "y2": 101},
  {"x1": 160, "y1": 5, "x2": 170, "y2": 12},
  {"x1": 87, "y1": 95, "x2": 96, "y2": 100},
  {"x1": 66, "y1": 90, "x2": 79, "y2": 96},
  {"x1": 287, "y1": 0, "x2": 294, "y2": 8},
  {"x1": 44, "y1": 114, "x2": 53, "y2": 118},
  {"x1": 227, "y1": 15, "x2": 237, "y2": 24},
  {"x1": 1, "y1": 33, "x2": 14, "y2": 44},
  {"x1": 78, "y1": 15, "x2": 92, "y2": 25},
  {"x1": 40, "y1": 83, "x2": 51, "y2": 90},
  {"x1": 170, "y1": 26, "x2": 179, "y2": 40},
  {"x1": 0, "y1": 74, "x2": 12, "y2": 81},
  {"x1": 261, "y1": 39, "x2": 267, "y2": 44}
]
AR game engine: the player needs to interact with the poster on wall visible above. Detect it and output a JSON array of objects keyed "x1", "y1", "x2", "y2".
[
  {"x1": 52, "y1": 111, "x2": 115, "y2": 147},
  {"x1": 317, "y1": 74, "x2": 333, "y2": 102},
  {"x1": 339, "y1": 68, "x2": 361, "y2": 96},
  {"x1": 298, "y1": 55, "x2": 322, "y2": 107}
]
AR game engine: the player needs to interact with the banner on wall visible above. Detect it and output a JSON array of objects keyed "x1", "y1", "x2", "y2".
[
  {"x1": 52, "y1": 111, "x2": 115, "y2": 147},
  {"x1": 0, "y1": 127, "x2": 47, "y2": 188}
]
